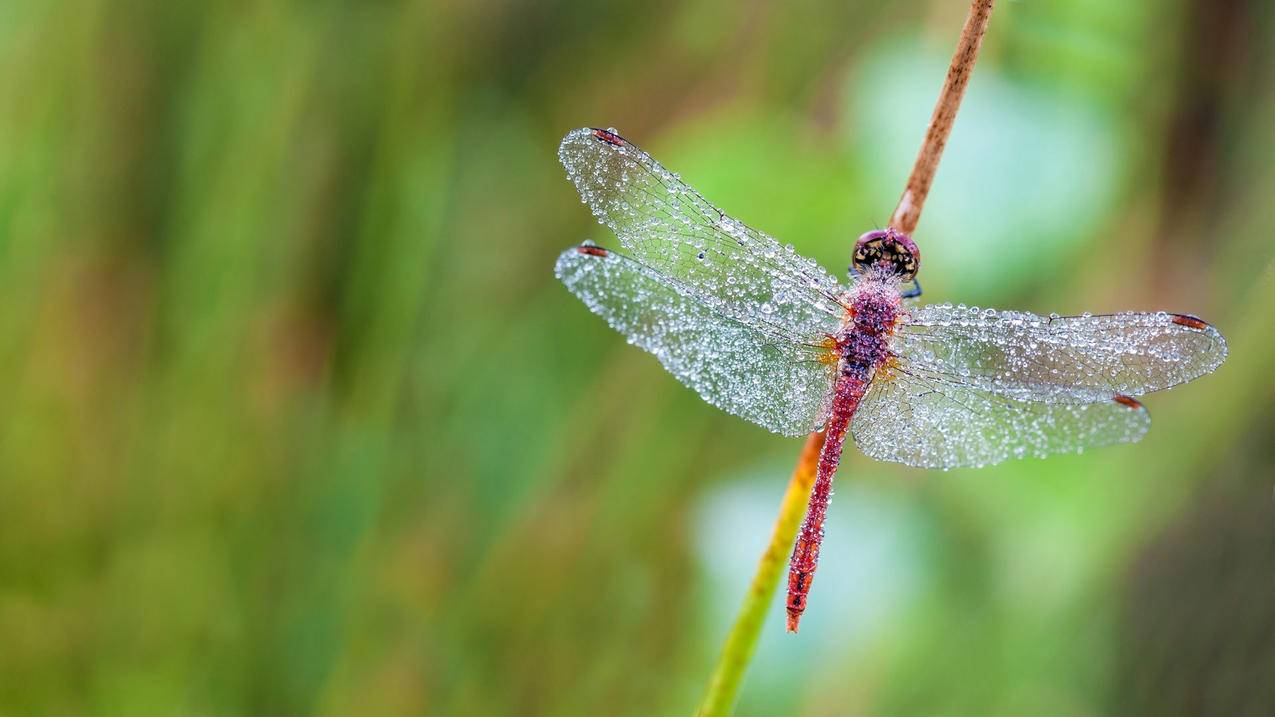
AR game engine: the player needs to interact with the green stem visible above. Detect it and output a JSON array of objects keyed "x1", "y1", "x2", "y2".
[{"x1": 695, "y1": 432, "x2": 824, "y2": 717}]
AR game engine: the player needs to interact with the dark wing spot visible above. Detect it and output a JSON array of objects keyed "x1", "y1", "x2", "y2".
[
  {"x1": 1171, "y1": 313, "x2": 1210, "y2": 330},
  {"x1": 1113, "y1": 394, "x2": 1145, "y2": 410},
  {"x1": 590, "y1": 128, "x2": 624, "y2": 146}
]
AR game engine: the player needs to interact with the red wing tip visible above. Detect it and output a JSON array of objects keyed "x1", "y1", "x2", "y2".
[
  {"x1": 590, "y1": 128, "x2": 625, "y2": 146},
  {"x1": 1170, "y1": 313, "x2": 1210, "y2": 330},
  {"x1": 575, "y1": 244, "x2": 609, "y2": 257},
  {"x1": 1113, "y1": 394, "x2": 1145, "y2": 410}
]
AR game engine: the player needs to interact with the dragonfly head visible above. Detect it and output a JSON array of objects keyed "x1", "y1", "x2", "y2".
[{"x1": 851, "y1": 229, "x2": 920, "y2": 283}]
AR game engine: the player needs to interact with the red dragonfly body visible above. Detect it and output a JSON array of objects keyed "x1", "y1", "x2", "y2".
[
  {"x1": 786, "y1": 277, "x2": 900, "y2": 630},
  {"x1": 554, "y1": 127, "x2": 1227, "y2": 633}
]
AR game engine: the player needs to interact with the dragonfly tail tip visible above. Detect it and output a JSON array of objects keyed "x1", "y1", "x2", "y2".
[{"x1": 785, "y1": 610, "x2": 802, "y2": 633}]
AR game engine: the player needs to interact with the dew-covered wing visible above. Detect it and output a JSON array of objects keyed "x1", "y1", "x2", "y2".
[
  {"x1": 559, "y1": 127, "x2": 848, "y2": 341},
  {"x1": 851, "y1": 362, "x2": 1151, "y2": 469},
  {"x1": 556, "y1": 244, "x2": 837, "y2": 436},
  {"x1": 892, "y1": 304, "x2": 1227, "y2": 403}
]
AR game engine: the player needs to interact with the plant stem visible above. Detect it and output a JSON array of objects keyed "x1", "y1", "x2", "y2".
[
  {"x1": 693, "y1": 3, "x2": 995, "y2": 716},
  {"x1": 694, "y1": 432, "x2": 825, "y2": 717},
  {"x1": 890, "y1": 0, "x2": 995, "y2": 235}
]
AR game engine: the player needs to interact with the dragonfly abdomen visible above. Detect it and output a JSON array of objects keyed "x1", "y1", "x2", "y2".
[{"x1": 785, "y1": 370, "x2": 869, "y2": 632}]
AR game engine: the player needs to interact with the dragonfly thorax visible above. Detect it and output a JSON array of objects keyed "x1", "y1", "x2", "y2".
[
  {"x1": 839, "y1": 279, "x2": 902, "y2": 373},
  {"x1": 847, "y1": 280, "x2": 902, "y2": 335}
]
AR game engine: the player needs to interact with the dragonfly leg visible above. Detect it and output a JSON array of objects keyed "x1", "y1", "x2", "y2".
[{"x1": 899, "y1": 278, "x2": 922, "y2": 299}]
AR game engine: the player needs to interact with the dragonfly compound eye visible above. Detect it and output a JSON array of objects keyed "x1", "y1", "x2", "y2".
[{"x1": 851, "y1": 229, "x2": 920, "y2": 281}]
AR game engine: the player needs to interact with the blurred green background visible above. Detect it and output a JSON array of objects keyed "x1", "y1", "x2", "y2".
[{"x1": 2, "y1": 0, "x2": 1273, "y2": 715}]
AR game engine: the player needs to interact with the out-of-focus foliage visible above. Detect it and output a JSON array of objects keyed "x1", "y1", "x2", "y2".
[{"x1": 0, "y1": 0, "x2": 1272, "y2": 715}]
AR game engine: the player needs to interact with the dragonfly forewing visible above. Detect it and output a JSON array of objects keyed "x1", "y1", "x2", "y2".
[
  {"x1": 559, "y1": 127, "x2": 849, "y2": 341},
  {"x1": 892, "y1": 305, "x2": 1227, "y2": 403}
]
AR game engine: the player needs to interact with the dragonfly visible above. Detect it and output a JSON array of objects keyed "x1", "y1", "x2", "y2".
[{"x1": 554, "y1": 127, "x2": 1228, "y2": 632}]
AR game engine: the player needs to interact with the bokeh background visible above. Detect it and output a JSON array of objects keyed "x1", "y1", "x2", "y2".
[{"x1": 2, "y1": 0, "x2": 1273, "y2": 715}]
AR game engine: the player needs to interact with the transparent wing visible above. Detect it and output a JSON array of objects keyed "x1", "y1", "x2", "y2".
[
  {"x1": 851, "y1": 362, "x2": 1151, "y2": 469},
  {"x1": 556, "y1": 244, "x2": 837, "y2": 436},
  {"x1": 559, "y1": 127, "x2": 849, "y2": 340},
  {"x1": 893, "y1": 304, "x2": 1227, "y2": 403}
]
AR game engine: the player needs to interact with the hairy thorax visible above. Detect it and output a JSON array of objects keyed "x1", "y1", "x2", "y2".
[{"x1": 838, "y1": 279, "x2": 903, "y2": 375}]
